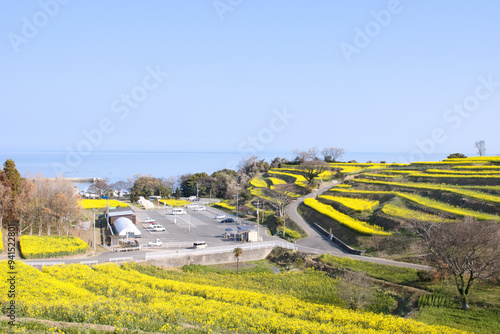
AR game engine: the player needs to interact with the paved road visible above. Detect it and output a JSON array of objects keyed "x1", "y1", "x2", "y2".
[{"x1": 285, "y1": 181, "x2": 432, "y2": 271}]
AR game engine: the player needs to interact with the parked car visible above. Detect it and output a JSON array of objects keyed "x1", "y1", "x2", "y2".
[
  {"x1": 193, "y1": 241, "x2": 207, "y2": 249},
  {"x1": 150, "y1": 224, "x2": 165, "y2": 232},
  {"x1": 215, "y1": 214, "x2": 225, "y2": 219},
  {"x1": 144, "y1": 218, "x2": 156, "y2": 224},
  {"x1": 221, "y1": 218, "x2": 235, "y2": 223},
  {"x1": 193, "y1": 206, "x2": 206, "y2": 211},
  {"x1": 148, "y1": 238, "x2": 163, "y2": 247}
]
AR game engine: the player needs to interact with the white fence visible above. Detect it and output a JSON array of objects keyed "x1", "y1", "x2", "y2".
[
  {"x1": 24, "y1": 259, "x2": 99, "y2": 267},
  {"x1": 145, "y1": 241, "x2": 296, "y2": 261},
  {"x1": 109, "y1": 257, "x2": 133, "y2": 263}
]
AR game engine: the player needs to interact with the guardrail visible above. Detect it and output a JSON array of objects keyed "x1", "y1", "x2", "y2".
[
  {"x1": 109, "y1": 257, "x2": 133, "y2": 263},
  {"x1": 80, "y1": 260, "x2": 99, "y2": 265},
  {"x1": 312, "y1": 223, "x2": 365, "y2": 255},
  {"x1": 145, "y1": 241, "x2": 296, "y2": 261},
  {"x1": 24, "y1": 261, "x2": 65, "y2": 267}
]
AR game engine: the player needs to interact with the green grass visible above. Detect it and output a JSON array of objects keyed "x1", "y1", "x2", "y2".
[
  {"x1": 415, "y1": 306, "x2": 500, "y2": 334},
  {"x1": 317, "y1": 254, "x2": 419, "y2": 284}
]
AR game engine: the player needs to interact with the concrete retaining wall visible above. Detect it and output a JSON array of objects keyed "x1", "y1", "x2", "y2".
[{"x1": 146, "y1": 248, "x2": 274, "y2": 267}]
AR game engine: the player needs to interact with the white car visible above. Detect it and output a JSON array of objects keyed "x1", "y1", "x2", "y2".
[
  {"x1": 215, "y1": 214, "x2": 225, "y2": 219},
  {"x1": 144, "y1": 218, "x2": 156, "y2": 224},
  {"x1": 150, "y1": 224, "x2": 165, "y2": 232},
  {"x1": 193, "y1": 206, "x2": 206, "y2": 211},
  {"x1": 148, "y1": 239, "x2": 163, "y2": 247}
]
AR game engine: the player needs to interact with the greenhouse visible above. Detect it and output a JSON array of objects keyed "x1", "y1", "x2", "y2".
[{"x1": 112, "y1": 217, "x2": 142, "y2": 238}]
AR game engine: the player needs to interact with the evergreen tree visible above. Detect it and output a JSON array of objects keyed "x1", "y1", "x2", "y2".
[{"x1": 3, "y1": 159, "x2": 21, "y2": 193}]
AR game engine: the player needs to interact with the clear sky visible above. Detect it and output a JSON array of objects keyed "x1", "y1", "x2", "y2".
[{"x1": 1, "y1": 1, "x2": 499, "y2": 161}]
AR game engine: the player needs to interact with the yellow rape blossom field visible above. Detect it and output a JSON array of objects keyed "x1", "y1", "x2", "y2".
[
  {"x1": 213, "y1": 202, "x2": 236, "y2": 210},
  {"x1": 79, "y1": 199, "x2": 129, "y2": 209},
  {"x1": 381, "y1": 204, "x2": 457, "y2": 223},
  {"x1": 160, "y1": 199, "x2": 191, "y2": 207},
  {"x1": 318, "y1": 195, "x2": 379, "y2": 212},
  {"x1": 304, "y1": 198, "x2": 391, "y2": 236},
  {"x1": 19, "y1": 235, "x2": 88, "y2": 259},
  {"x1": 0, "y1": 261, "x2": 468, "y2": 334},
  {"x1": 249, "y1": 177, "x2": 268, "y2": 188}
]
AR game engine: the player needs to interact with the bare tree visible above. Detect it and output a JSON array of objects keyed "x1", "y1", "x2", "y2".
[
  {"x1": 293, "y1": 147, "x2": 319, "y2": 163},
  {"x1": 411, "y1": 217, "x2": 500, "y2": 310},
  {"x1": 264, "y1": 183, "x2": 296, "y2": 218},
  {"x1": 337, "y1": 271, "x2": 374, "y2": 310},
  {"x1": 297, "y1": 160, "x2": 331, "y2": 184},
  {"x1": 321, "y1": 147, "x2": 345, "y2": 162},
  {"x1": 474, "y1": 140, "x2": 486, "y2": 156},
  {"x1": 88, "y1": 178, "x2": 111, "y2": 198}
]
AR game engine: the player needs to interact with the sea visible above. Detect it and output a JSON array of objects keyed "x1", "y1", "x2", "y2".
[{"x1": 0, "y1": 150, "x2": 449, "y2": 191}]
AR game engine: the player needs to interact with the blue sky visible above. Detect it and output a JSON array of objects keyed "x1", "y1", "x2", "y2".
[{"x1": 1, "y1": 0, "x2": 499, "y2": 160}]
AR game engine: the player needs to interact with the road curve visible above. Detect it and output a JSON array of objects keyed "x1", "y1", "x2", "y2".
[{"x1": 285, "y1": 180, "x2": 432, "y2": 271}]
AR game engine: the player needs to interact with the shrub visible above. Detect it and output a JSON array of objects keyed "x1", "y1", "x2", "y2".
[{"x1": 447, "y1": 153, "x2": 468, "y2": 159}]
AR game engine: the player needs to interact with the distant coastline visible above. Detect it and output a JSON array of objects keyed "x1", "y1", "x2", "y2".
[{"x1": 2, "y1": 150, "x2": 451, "y2": 184}]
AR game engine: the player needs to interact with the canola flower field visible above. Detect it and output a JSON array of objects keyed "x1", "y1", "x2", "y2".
[
  {"x1": 0, "y1": 261, "x2": 469, "y2": 334},
  {"x1": 159, "y1": 199, "x2": 191, "y2": 207},
  {"x1": 304, "y1": 198, "x2": 391, "y2": 236},
  {"x1": 318, "y1": 195, "x2": 379, "y2": 212},
  {"x1": 213, "y1": 202, "x2": 236, "y2": 210},
  {"x1": 381, "y1": 204, "x2": 457, "y2": 223},
  {"x1": 249, "y1": 177, "x2": 268, "y2": 188},
  {"x1": 79, "y1": 199, "x2": 129, "y2": 209},
  {"x1": 330, "y1": 187, "x2": 500, "y2": 222},
  {"x1": 352, "y1": 179, "x2": 500, "y2": 204},
  {"x1": 19, "y1": 235, "x2": 88, "y2": 259}
]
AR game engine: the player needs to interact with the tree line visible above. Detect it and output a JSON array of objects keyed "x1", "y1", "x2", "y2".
[{"x1": 0, "y1": 159, "x2": 82, "y2": 236}]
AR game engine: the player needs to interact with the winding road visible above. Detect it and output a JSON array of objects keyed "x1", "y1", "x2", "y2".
[{"x1": 285, "y1": 180, "x2": 432, "y2": 271}]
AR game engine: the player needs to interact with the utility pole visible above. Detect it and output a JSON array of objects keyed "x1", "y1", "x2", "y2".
[
  {"x1": 236, "y1": 193, "x2": 239, "y2": 223},
  {"x1": 196, "y1": 182, "x2": 199, "y2": 201},
  {"x1": 255, "y1": 199, "x2": 260, "y2": 241},
  {"x1": 92, "y1": 205, "x2": 96, "y2": 254}
]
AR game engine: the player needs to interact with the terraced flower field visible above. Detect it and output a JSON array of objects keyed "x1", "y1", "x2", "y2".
[
  {"x1": 0, "y1": 261, "x2": 468, "y2": 333},
  {"x1": 318, "y1": 195, "x2": 379, "y2": 212}
]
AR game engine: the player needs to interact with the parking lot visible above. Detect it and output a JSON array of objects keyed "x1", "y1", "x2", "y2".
[{"x1": 132, "y1": 203, "x2": 275, "y2": 249}]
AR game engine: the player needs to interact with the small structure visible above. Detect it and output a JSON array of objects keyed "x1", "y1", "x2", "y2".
[
  {"x1": 107, "y1": 207, "x2": 136, "y2": 225},
  {"x1": 224, "y1": 225, "x2": 259, "y2": 242},
  {"x1": 112, "y1": 217, "x2": 142, "y2": 238}
]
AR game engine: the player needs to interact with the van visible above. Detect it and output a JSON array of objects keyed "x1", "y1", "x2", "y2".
[
  {"x1": 193, "y1": 241, "x2": 207, "y2": 249},
  {"x1": 188, "y1": 196, "x2": 197, "y2": 201},
  {"x1": 150, "y1": 224, "x2": 165, "y2": 232},
  {"x1": 173, "y1": 208, "x2": 187, "y2": 215}
]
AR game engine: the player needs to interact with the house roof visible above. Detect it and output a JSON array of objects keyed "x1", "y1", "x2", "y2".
[
  {"x1": 237, "y1": 225, "x2": 255, "y2": 233},
  {"x1": 107, "y1": 207, "x2": 135, "y2": 217}
]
